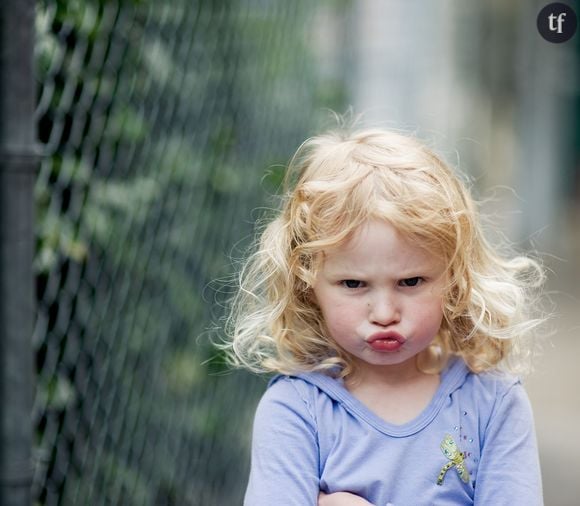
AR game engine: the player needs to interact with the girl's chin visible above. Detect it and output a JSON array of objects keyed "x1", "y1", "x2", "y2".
[{"x1": 357, "y1": 351, "x2": 417, "y2": 367}]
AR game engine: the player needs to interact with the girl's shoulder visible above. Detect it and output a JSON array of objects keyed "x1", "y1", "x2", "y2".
[
  {"x1": 263, "y1": 371, "x2": 341, "y2": 407},
  {"x1": 264, "y1": 373, "x2": 322, "y2": 404},
  {"x1": 267, "y1": 369, "x2": 344, "y2": 396},
  {"x1": 460, "y1": 364, "x2": 533, "y2": 429},
  {"x1": 463, "y1": 366, "x2": 524, "y2": 400},
  {"x1": 251, "y1": 373, "x2": 337, "y2": 434}
]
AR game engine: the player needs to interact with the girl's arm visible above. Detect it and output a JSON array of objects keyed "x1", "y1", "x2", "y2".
[
  {"x1": 244, "y1": 378, "x2": 320, "y2": 506},
  {"x1": 474, "y1": 381, "x2": 543, "y2": 505},
  {"x1": 319, "y1": 492, "x2": 374, "y2": 506}
]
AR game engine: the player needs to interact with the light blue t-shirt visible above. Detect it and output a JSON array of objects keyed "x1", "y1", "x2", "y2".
[{"x1": 244, "y1": 357, "x2": 542, "y2": 505}]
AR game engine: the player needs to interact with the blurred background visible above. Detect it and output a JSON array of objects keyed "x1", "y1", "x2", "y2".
[{"x1": 1, "y1": 0, "x2": 578, "y2": 504}]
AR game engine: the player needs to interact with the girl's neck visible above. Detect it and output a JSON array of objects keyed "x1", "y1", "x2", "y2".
[
  {"x1": 346, "y1": 356, "x2": 427, "y2": 389},
  {"x1": 344, "y1": 358, "x2": 441, "y2": 425}
]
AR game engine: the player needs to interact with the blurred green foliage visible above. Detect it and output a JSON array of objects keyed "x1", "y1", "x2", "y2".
[{"x1": 34, "y1": 0, "x2": 347, "y2": 504}]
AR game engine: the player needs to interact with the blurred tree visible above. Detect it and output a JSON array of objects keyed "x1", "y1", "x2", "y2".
[{"x1": 33, "y1": 0, "x2": 346, "y2": 504}]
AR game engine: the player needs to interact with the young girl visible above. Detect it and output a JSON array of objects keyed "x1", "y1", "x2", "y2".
[{"x1": 223, "y1": 128, "x2": 546, "y2": 505}]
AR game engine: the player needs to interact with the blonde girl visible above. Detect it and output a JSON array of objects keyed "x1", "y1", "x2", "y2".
[{"x1": 223, "y1": 128, "x2": 546, "y2": 506}]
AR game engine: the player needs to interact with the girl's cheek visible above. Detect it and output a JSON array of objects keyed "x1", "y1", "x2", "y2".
[
  {"x1": 325, "y1": 308, "x2": 346, "y2": 324},
  {"x1": 415, "y1": 304, "x2": 444, "y2": 327}
]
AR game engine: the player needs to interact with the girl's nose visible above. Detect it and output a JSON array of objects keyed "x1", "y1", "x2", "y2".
[{"x1": 368, "y1": 293, "x2": 400, "y2": 326}]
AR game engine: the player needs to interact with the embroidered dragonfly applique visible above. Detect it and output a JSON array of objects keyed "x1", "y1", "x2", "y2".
[{"x1": 437, "y1": 434, "x2": 470, "y2": 486}]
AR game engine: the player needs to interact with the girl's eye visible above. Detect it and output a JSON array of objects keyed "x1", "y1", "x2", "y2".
[
  {"x1": 341, "y1": 280, "x2": 364, "y2": 289},
  {"x1": 400, "y1": 277, "x2": 423, "y2": 287}
]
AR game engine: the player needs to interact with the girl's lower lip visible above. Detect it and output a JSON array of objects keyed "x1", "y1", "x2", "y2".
[{"x1": 368, "y1": 338, "x2": 403, "y2": 352}]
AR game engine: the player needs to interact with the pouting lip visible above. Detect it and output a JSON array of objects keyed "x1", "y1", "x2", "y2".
[{"x1": 366, "y1": 331, "x2": 406, "y2": 344}]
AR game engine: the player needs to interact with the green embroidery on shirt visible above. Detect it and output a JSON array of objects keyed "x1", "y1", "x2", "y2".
[{"x1": 437, "y1": 434, "x2": 470, "y2": 486}]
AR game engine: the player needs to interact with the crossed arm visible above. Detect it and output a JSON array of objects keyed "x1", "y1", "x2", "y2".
[{"x1": 318, "y1": 492, "x2": 373, "y2": 506}]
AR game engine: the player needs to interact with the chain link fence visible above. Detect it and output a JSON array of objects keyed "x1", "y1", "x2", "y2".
[{"x1": 31, "y1": 0, "x2": 347, "y2": 504}]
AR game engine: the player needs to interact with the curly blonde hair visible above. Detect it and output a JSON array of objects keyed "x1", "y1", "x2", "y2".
[{"x1": 221, "y1": 128, "x2": 547, "y2": 378}]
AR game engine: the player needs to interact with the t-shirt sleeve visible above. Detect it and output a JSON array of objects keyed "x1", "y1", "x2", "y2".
[
  {"x1": 244, "y1": 377, "x2": 320, "y2": 506},
  {"x1": 474, "y1": 381, "x2": 543, "y2": 505}
]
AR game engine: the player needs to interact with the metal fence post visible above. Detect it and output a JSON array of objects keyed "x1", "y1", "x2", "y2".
[{"x1": 0, "y1": 0, "x2": 37, "y2": 504}]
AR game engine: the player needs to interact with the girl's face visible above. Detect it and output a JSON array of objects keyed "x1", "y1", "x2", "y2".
[{"x1": 312, "y1": 219, "x2": 446, "y2": 378}]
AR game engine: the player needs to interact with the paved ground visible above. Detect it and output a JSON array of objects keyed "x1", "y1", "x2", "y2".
[{"x1": 525, "y1": 252, "x2": 580, "y2": 505}]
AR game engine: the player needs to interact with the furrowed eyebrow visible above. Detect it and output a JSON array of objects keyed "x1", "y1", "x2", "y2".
[
  {"x1": 325, "y1": 269, "x2": 368, "y2": 278},
  {"x1": 323, "y1": 258, "x2": 442, "y2": 278},
  {"x1": 326, "y1": 268, "x2": 435, "y2": 280}
]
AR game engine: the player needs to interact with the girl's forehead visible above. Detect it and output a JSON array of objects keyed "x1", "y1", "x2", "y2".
[
  {"x1": 331, "y1": 220, "x2": 411, "y2": 252},
  {"x1": 320, "y1": 220, "x2": 444, "y2": 271}
]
